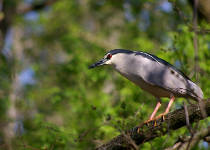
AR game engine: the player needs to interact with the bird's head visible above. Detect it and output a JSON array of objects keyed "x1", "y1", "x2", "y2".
[
  {"x1": 88, "y1": 52, "x2": 113, "y2": 69},
  {"x1": 89, "y1": 49, "x2": 133, "y2": 69}
]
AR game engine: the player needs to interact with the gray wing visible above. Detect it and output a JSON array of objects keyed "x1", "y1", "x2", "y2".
[
  {"x1": 135, "y1": 51, "x2": 191, "y2": 81},
  {"x1": 134, "y1": 52, "x2": 191, "y2": 96}
]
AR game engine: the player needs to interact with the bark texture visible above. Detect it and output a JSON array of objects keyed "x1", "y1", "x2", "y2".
[{"x1": 96, "y1": 99, "x2": 210, "y2": 150}]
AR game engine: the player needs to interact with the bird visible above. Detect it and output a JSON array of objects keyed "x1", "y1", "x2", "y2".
[{"x1": 89, "y1": 49, "x2": 204, "y2": 123}]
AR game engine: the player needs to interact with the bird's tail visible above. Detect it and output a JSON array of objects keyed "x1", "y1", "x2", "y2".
[{"x1": 187, "y1": 80, "x2": 203, "y2": 101}]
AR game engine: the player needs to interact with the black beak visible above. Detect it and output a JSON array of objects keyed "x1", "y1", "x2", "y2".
[{"x1": 89, "y1": 59, "x2": 106, "y2": 69}]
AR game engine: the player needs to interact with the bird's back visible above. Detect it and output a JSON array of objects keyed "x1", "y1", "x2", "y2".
[{"x1": 112, "y1": 50, "x2": 203, "y2": 101}]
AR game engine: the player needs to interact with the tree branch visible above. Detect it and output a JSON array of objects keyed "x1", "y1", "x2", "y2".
[
  {"x1": 0, "y1": 0, "x2": 58, "y2": 51},
  {"x1": 165, "y1": 126, "x2": 210, "y2": 150},
  {"x1": 17, "y1": 0, "x2": 58, "y2": 14},
  {"x1": 193, "y1": 0, "x2": 199, "y2": 82},
  {"x1": 96, "y1": 99, "x2": 210, "y2": 150}
]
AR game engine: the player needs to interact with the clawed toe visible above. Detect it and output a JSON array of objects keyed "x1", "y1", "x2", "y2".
[
  {"x1": 138, "y1": 119, "x2": 157, "y2": 133},
  {"x1": 138, "y1": 112, "x2": 168, "y2": 134},
  {"x1": 143, "y1": 119, "x2": 158, "y2": 126},
  {"x1": 144, "y1": 119, "x2": 152, "y2": 125},
  {"x1": 155, "y1": 113, "x2": 166, "y2": 121}
]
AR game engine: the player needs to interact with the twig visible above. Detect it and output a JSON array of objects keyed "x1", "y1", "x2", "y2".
[
  {"x1": 170, "y1": 1, "x2": 189, "y2": 23},
  {"x1": 183, "y1": 102, "x2": 193, "y2": 135},
  {"x1": 189, "y1": 27, "x2": 210, "y2": 34},
  {"x1": 122, "y1": 132, "x2": 139, "y2": 150},
  {"x1": 17, "y1": 0, "x2": 58, "y2": 14},
  {"x1": 165, "y1": 126, "x2": 210, "y2": 150},
  {"x1": 193, "y1": 0, "x2": 199, "y2": 82}
]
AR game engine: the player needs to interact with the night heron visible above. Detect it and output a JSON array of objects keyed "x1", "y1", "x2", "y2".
[{"x1": 89, "y1": 49, "x2": 204, "y2": 123}]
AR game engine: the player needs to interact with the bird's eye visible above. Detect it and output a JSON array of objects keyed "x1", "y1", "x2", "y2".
[{"x1": 106, "y1": 54, "x2": 112, "y2": 59}]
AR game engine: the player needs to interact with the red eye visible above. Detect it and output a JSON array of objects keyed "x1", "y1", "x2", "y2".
[{"x1": 107, "y1": 54, "x2": 112, "y2": 59}]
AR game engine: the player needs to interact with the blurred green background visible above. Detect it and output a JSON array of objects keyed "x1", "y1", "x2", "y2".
[{"x1": 0, "y1": 0, "x2": 210, "y2": 149}]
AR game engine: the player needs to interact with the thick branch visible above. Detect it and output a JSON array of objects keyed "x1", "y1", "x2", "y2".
[{"x1": 96, "y1": 99, "x2": 210, "y2": 150}]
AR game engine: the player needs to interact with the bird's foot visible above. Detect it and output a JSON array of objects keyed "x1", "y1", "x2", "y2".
[
  {"x1": 154, "y1": 113, "x2": 166, "y2": 121},
  {"x1": 143, "y1": 119, "x2": 157, "y2": 126},
  {"x1": 137, "y1": 119, "x2": 158, "y2": 133},
  {"x1": 143, "y1": 119, "x2": 152, "y2": 125}
]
